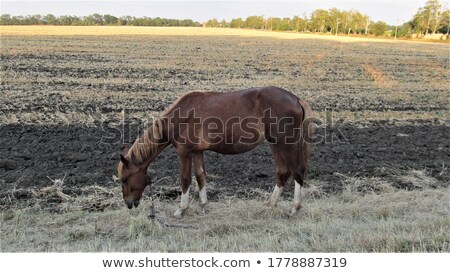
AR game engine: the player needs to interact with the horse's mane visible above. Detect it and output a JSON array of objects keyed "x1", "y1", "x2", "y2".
[
  {"x1": 125, "y1": 91, "x2": 210, "y2": 165},
  {"x1": 126, "y1": 126, "x2": 159, "y2": 164},
  {"x1": 123, "y1": 95, "x2": 184, "y2": 166}
]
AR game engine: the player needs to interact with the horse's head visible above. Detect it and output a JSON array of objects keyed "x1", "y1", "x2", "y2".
[{"x1": 115, "y1": 154, "x2": 148, "y2": 209}]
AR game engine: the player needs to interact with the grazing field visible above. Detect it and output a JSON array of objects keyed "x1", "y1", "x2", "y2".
[
  {"x1": 0, "y1": 26, "x2": 449, "y2": 252},
  {"x1": 0, "y1": 25, "x2": 416, "y2": 42}
]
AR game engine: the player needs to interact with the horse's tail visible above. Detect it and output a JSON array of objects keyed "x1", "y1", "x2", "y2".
[{"x1": 298, "y1": 99, "x2": 313, "y2": 177}]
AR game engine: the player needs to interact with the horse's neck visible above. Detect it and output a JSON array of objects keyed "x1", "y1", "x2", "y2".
[
  {"x1": 140, "y1": 141, "x2": 169, "y2": 169},
  {"x1": 128, "y1": 127, "x2": 169, "y2": 169}
]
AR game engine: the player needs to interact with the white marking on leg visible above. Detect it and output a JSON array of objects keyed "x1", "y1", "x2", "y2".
[
  {"x1": 199, "y1": 186, "x2": 207, "y2": 206},
  {"x1": 174, "y1": 187, "x2": 190, "y2": 218},
  {"x1": 269, "y1": 185, "x2": 284, "y2": 207},
  {"x1": 290, "y1": 181, "x2": 303, "y2": 215},
  {"x1": 180, "y1": 187, "x2": 190, "y2": 209}
]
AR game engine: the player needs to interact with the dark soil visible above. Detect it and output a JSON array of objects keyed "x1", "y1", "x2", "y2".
[{"x1": 1, "y1": 119, "x2": 448, "y2": 202}]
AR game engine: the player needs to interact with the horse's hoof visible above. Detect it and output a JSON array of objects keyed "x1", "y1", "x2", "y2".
[
  {"x1": 173, "y1": 209, "x2": 184, "y2": 219},
  {"x1": 290, "y1": 207, "x2": 299, "y2": 216},
  {"x1": 200, "y1": 207, "x2": 207, "y2": 214}
]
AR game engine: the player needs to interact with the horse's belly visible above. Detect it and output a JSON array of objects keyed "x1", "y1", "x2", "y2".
[
  {"x1": 206, "y1": 129, "x2": 265, "y2": 154},
  {"x1": 198, "y1": 116, "x2": 265, "y2": 154},
  {"x1": 208, "y1": 141, "x2": 262, "y2": 154}
]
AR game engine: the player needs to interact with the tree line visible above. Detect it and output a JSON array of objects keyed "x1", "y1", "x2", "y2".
[
  {"x1": 1, "y1": 0, "x2": 449, "y2": 38},
  {"x1": 0, "y1": 13, "x2": 201, "y2": 27},
  {"x1": 206, "y1": 0, "x2": 449, "y2": 37}
]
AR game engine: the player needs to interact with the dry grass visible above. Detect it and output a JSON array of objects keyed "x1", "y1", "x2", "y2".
[
  {"x1": 362, "y1": 64, "x2": 397, "y2": 89},
  {"x1": 0, "y1": 25, "x2": 435, "y2": 44},
  {"x1": 1, "y1": 173, "x2": 448, "y2": 252}
]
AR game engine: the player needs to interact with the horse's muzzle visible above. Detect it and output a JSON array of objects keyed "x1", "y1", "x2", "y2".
[{"x1": 126, "y1": 200, "x2": 140, "y2": 209}]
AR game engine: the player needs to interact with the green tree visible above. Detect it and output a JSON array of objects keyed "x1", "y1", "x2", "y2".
[
  {"x1": 438, "y1": 9, "x2": 450, "y2": 34},
  {"x1": 206, "y1": 18, "x2": 219, "y2": 27},
  {"x1": 341, "y1": 10, "x2": 352, "y2": 34},
  {"x1": 59, "y1": 15, "x2": 79, "y2": 25},
  {"x1": 82, "y1": 15, "x2": 95, "y2": 25},
  {"x1": 411, "y1": 8, "x2": 428, "y2": 35},
  {"x1": 371, "y1": 21, "x2": 388, "y2": 36},
  {"x1": 268, "y1": 17, "x2": 281, "y2": 30},
  {"x1": 310, "y1": 9, "x2": 329, "y2": 33},
  {"x1": 245, "y1": 16, "x2": 264, "y2": 29},
  {"x1": 279, "y1": 17, "x2": 290, "y2": 31},
  {"x1": 302, "y1": 14, "x2": 310, "y2": 32},
  {"x1": 93, "y1": 13, "x2": 104, "y2": 25},
  {"x1": 291, "y1": 16, "x2": 305, "y2": 32},
  {"x1": 103, "y1": 14, "x2": 118, "y2": 25},
  {"x1": 115, "y1": 18, "x2": 123, "y2": 26},
  {"x1": 219, "y1": 19, "x2": 228, "y2": 28},
  {"x1": 43, "y1": 14, "x2": 57, "y2": 25},
  {"x1": 27, "y1": 15, "x2": 43, "y2": 25},
  {"x1": 329, "y1": 8, "x2": 341, "y2": 35},
  {"x1": 230, "y1": 18, "x2": 243, "y2": 28},
  {"x1": 350, "y1": 11, "x2": 365, "y2": 34},
  {"x1": 363, "y1": 14, "x2": 370, "y2": 35},
  {"x1": 180, "y1": 19, "x2": 196, "y2": 27},
  {"x1": 0, "y1": 14, "x2": 12, "y2": 25},
  {"x1": 423, "y1": 0, "x2": 442, "y2": 34},
  {"x1": 397, "y1": 22, "x2": 413, "y2": 37}
]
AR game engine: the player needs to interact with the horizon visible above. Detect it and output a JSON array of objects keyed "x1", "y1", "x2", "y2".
[{"x1": 2, "y1": 0, "x2": 448, "y2": 25}]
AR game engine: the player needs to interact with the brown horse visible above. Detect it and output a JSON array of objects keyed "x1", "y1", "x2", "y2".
[{"x1": 115, "y1": 86, "x2": 313, "y2": 218}]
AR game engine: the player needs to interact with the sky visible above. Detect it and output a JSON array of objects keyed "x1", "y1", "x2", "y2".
[{"x1": 0, "y1": 0, "x2": 447, "y2": 25}]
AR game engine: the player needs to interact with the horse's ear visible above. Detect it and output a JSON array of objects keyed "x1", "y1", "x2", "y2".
[
  {"x1": 152, "y1": 118, "x2": 163, "y2": 140},
  {"x1": 120, "y1": 154, "x2": 130, "y2": 167}
]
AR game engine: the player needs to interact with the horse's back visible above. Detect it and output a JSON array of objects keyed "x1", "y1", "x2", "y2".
[
  {"x1": 163, "y1": 87, "x2": 303, "y2": 125},
  {"x1": 175, "y1": 86, "x2": 299, "y2": 111}
]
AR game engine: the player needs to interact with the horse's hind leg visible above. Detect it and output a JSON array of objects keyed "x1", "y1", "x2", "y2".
[
  {"x1": 193, "y1": 152, "x2": 208, "y2": 212},
  {"x1": 268, "y1": 145, "x2": 291, "y2": 208},
  {"x1": 281, "y1": 149, "x2": 307, "y2": 216},
  {"x1": 290, "y1": 177, "x2": 304, "y2": 216}
]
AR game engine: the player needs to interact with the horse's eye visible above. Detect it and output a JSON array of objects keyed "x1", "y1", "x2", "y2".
[{"x1": 122, "y1": 179, "x2": 127, "y2": 185}]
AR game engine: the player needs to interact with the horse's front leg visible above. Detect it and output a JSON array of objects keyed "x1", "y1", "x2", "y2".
[
  {"x1": 174, "y1": 152, "x2": 192, "y2": 218},
  {"x1": 193, "y1": 152, "x2": 207, "y2": 212}
]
